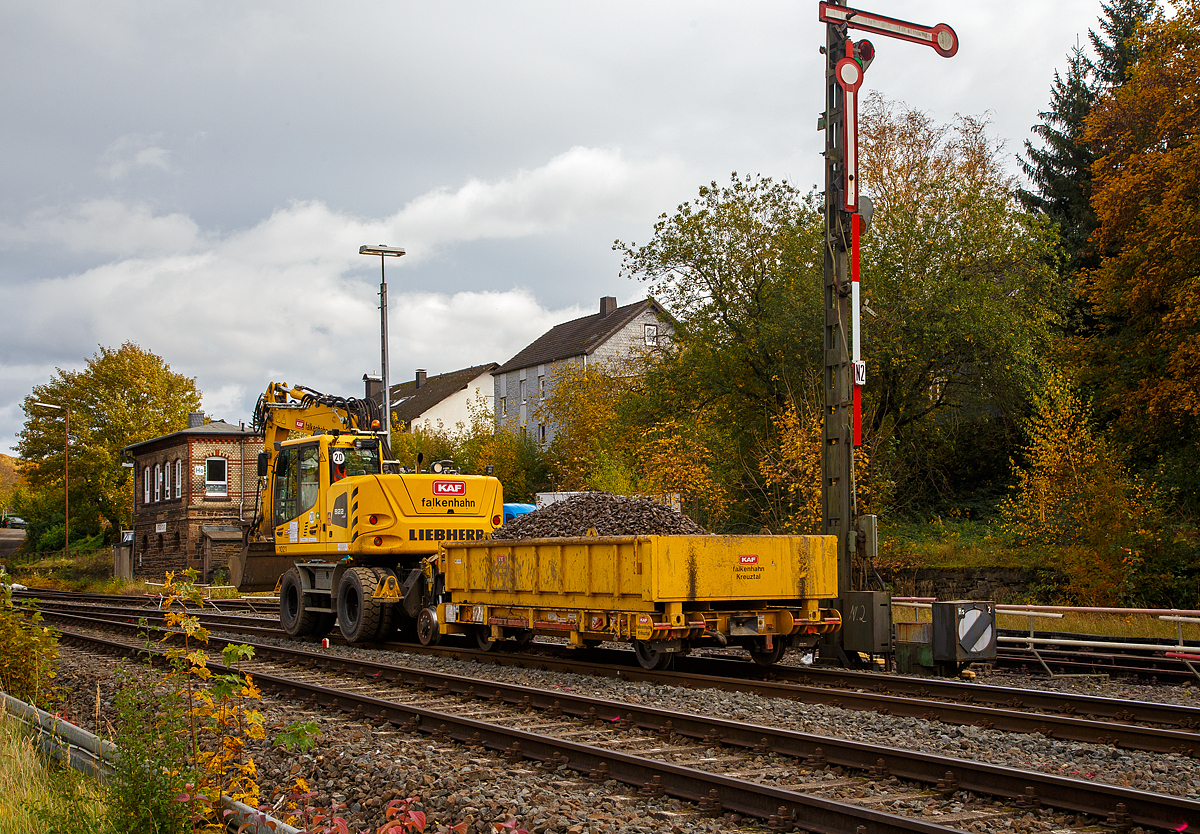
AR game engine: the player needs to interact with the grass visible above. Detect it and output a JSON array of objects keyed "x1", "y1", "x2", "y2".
[
  {"x1": 0, "y1": 708, "x2": 108, "y2": 834},
  {"x1": 878, "y1": 516, "x2": 1043, "y2": 570},
  {"x1": 7, "y1": 549, "x2": 250, "y2": 599}
]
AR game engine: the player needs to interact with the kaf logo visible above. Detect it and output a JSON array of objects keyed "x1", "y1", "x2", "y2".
[
  {"x1": 738, "y1": 555, "x2": 759, "y2": 565},
  {"x1": 433, "y1": 481, "x2": 466, "y2": 496}
]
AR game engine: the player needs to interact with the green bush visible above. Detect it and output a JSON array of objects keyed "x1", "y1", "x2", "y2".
[
  {"x1": 105, "y1": 670, "x2": 194, "y2": 834},
  {"x1": 0, "y1": 570, "x2": 60, "y2": 706}
]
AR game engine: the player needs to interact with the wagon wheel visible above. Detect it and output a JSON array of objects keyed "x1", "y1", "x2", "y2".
[
  {"x1": 476, "y1": 627, "x2": 500, "y2": 651},
  {"x1": 748, "y1": 639, "x2": 787, "y2": 667},
  {"x1": 633, "y1": 640, "x2": 673, "y2": 671}
]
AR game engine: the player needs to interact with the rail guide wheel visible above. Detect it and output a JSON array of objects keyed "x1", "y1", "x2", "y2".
[
  {"x1": 416, "y1": 606, "x2": 441, "y2": 646},
  {"x1": 634, "y1": 640, "x2": 673, "y2": 671}
]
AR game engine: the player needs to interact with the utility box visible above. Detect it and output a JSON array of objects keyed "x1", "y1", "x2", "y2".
[
  {"x1": 932, "y1": 600, "x2": 997, "y2": 662},
  {"x1": 842, "y1": 590, "x2": 892, "y2": 654}
]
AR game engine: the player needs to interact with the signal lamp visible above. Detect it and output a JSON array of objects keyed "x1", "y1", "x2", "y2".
[
  {"x1": 853, "y1": 39, "x2": 875, "y2": 71},
  {"x1": 373, "y1": 536, "x2": 383, "y2": 546},
  {"x1": 492, "y1": 515, "x2": 501, "y2": 526},
  {"x1": 368, "y1": 514, "x2": 378, "y2": 525}
]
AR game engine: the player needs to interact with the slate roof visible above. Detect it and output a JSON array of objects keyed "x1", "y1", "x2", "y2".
[
  {"x1": 123, "y1": 420, "x2": 257, "y2": 453},
  {"x1": 494, "y1": 298, "x2": 668, "y2": 375},
  {"x1": 386, "y1": 363, "x2": 498, "y2": 425}
]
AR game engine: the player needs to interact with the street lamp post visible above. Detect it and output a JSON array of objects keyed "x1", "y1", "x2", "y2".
[
  {"x1": 31, "y1": 401, "x2": 68, "y2": 558},
  {"x1": 358, "y1": 244, "x2": 406, "y2": 439}
]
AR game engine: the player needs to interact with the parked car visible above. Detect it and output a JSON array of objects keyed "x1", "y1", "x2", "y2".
[{"x1": 2, "y1": 516, "x2": 25, "y2": 529}]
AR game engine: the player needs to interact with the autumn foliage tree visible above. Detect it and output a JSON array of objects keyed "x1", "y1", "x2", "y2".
[
  {"x1": 1076, "y1": 0, "x2": 1200, "y2": 511},
  {"x1": 858, "y1": 94, "x2": 1062, "y2": 512},
  {"x1": 16, "y1": 343, "x2": 201, "y2": 548},
  {"x1": 1001, "y1": 372, "x2": 1161, "y2": 605}
]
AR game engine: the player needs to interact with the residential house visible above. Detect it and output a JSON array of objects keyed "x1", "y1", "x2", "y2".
[
  {"x1": 125, "y1": 413, "x2": 261, "y2": 582},
  {"x1": 374, "y1": 364, "x2": 498, "y2": 434},
  {"x1": 493, "y1": 296, "x2": 673, "y2": 443}
]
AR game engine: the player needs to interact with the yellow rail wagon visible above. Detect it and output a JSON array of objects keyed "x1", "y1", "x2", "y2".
[{"x1": 417, "y1": 534, "x2": 842, "y2": 669}]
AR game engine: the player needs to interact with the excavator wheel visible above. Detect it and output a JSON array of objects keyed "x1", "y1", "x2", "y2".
[
  {"x1": 279, "y1": 569, "x2": 321, "y2": 639},
  {"x1": 371, "y1": 567, "x2": 399, "y2": 641},
  {"x1": 337, "y1": 567, "x2": 383, "y2": 644}
]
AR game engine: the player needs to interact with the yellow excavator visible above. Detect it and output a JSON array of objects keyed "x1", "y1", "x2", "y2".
[{"x1": 230, "y1": 381, "x2": 503, "y2": 642}]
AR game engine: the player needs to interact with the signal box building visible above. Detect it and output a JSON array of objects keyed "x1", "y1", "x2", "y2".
[{"x1": 125, "y1": 412, "x2": 261, "y2": 582}]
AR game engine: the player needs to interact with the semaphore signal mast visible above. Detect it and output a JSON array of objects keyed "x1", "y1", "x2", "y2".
[{"x1": 819, "y1": 1, "x2": 958, "y2": 653}]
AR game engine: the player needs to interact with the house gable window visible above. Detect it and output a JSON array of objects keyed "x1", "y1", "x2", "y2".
[
  {"x1": 644, "y1": 324, "x2": 658, "y2": 346},
  {"x1": 206, "y1": 457, "x2": 228, "y2": 497}
]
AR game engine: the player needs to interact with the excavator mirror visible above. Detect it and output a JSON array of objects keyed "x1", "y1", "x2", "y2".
[{"x1": 257, "y1": 451, "x2": 269, "y2": 477}]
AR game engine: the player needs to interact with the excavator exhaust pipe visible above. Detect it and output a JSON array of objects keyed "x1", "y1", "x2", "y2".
[{"x1": 230, "y1": 542, "x2": 295, "y2": 594}]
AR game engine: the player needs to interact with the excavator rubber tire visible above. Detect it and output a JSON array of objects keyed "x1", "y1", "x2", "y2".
[
  {"x1": 337, "y1": 567, "x2": 383, "y2": 644},
  {"x1": 280, "y1": 569, "x2": 320, "y2": 638},
  {"x1": 371, "y1": 567, "x2": 399, "y2": 641}
]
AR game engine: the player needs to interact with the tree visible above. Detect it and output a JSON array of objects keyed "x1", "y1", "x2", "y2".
[
  {"x1": 1076, "y1": 0, "x2": 1200, "y2": 510},
  {"x1": 1001, "y1": 371, "x2": 1160, "y2": 605},
  {"x1": 858, "y1": 95, "x2": 1062, "y2": 512},
  {"x1": 616, "y1": 175, "x2": 825, "y2": 428},
  {"x1": 1017, "y1": 1, "x2": 1157, "y2": 276},
  {"x1": 17, "y1": 343, "x2": 201, "y2": 546}
]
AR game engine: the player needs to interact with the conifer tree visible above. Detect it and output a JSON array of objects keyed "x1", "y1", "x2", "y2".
[{"x1": 1017, "y1": 0, "x2": 1157, "y2": 279}]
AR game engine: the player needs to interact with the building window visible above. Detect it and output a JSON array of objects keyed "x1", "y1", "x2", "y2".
[
  {"x1": 143, "y1": 467, "x2": 151, "y2": 505},
  {"x1": 175, "y1": 458, "x2": 182, "y2": 498},
  {"x1": 519, "y1": 379, "x2": 526, "y2": 404},
  {"x1": 539, "y1": 424, "x2": 546, "y2": 443},
  {"x1": 644, "y1": 324, "x2": 658, "y2": 346},
  {"x1": 164, "y1": 461, "x2": 172, "y2": 500},
  {"x1": 500, "y1": 397, "x2": 507, "y2": 417},
  {"x1": 206, "y1": 457, "x2": 228, "y2": 496},
  {"x1": 154, "y1": 464, "x2": 162, "y2": 502},
  {"x1": 538, "y1": 375, "x2": 545, "y2": 398}
]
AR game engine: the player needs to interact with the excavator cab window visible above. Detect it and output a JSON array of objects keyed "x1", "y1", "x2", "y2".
[
  {"x1": 273, "y1": 446, "x2": 298, "y2": 528},
  {"x1": 330, "y1": 444, "x2": 380, "y2": 482},
  {"x1": 298, "y1": 445, "x2": 320, "y2": 516}
]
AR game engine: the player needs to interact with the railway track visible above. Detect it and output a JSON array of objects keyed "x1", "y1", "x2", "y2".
[
  {"x1": 41, "y1": 609, "x2": 1200, "y2": 832},
  {"x1": 29, "y1": 596, "x2": 1200, "y2": 753}
]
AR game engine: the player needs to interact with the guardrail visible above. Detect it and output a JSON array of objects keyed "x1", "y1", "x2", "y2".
[{"x1": 1, "y1": 690, "x2": 298, "y2": 834}]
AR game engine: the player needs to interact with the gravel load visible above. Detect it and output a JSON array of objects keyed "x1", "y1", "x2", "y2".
[{"x1": 493, "y1": 493, "x2": 707, "y2": 539}]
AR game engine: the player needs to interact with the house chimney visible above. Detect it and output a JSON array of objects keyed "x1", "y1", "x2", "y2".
[
  {"x1": 416, "y1": 369, "x2": 427, "y2": 389},
  {"x1": 363, "y1": 374, "x2": 382, "y2": 403},
  {"x1": 188, "y1": 411, "x2": 205, "y2": 428},
  {"x1": 599, "y1": 296, "x2": 617, "y2": 317}
]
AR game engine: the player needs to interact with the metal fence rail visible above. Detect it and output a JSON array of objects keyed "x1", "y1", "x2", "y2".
[{"x1": 1, "y1": 690, "x2": 298, "y2": 834}]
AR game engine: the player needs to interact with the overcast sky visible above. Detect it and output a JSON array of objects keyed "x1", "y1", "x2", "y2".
[{"x1": 1, "y1": 0, "x2": 1110, "y2": 453}]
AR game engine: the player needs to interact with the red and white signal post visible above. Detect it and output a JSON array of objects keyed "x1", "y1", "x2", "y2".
[{"x1": 819, "y1": 1, "x2": 957, "y2": 604}]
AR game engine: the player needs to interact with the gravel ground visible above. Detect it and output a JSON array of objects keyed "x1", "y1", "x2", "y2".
[{"x1": 49, "y1": 635, "x2": 1200, "y2": 834}]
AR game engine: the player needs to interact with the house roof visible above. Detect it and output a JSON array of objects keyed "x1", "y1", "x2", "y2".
[
  {"x1": 123, "y1": 420, "x2": 258, "y2": 454},
  {"x1": 387, "y1": 363, "x2": 498, "y2": 426},
  {"x1": 494, "y1": 298, "x2": 667, "y2": 375}
]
